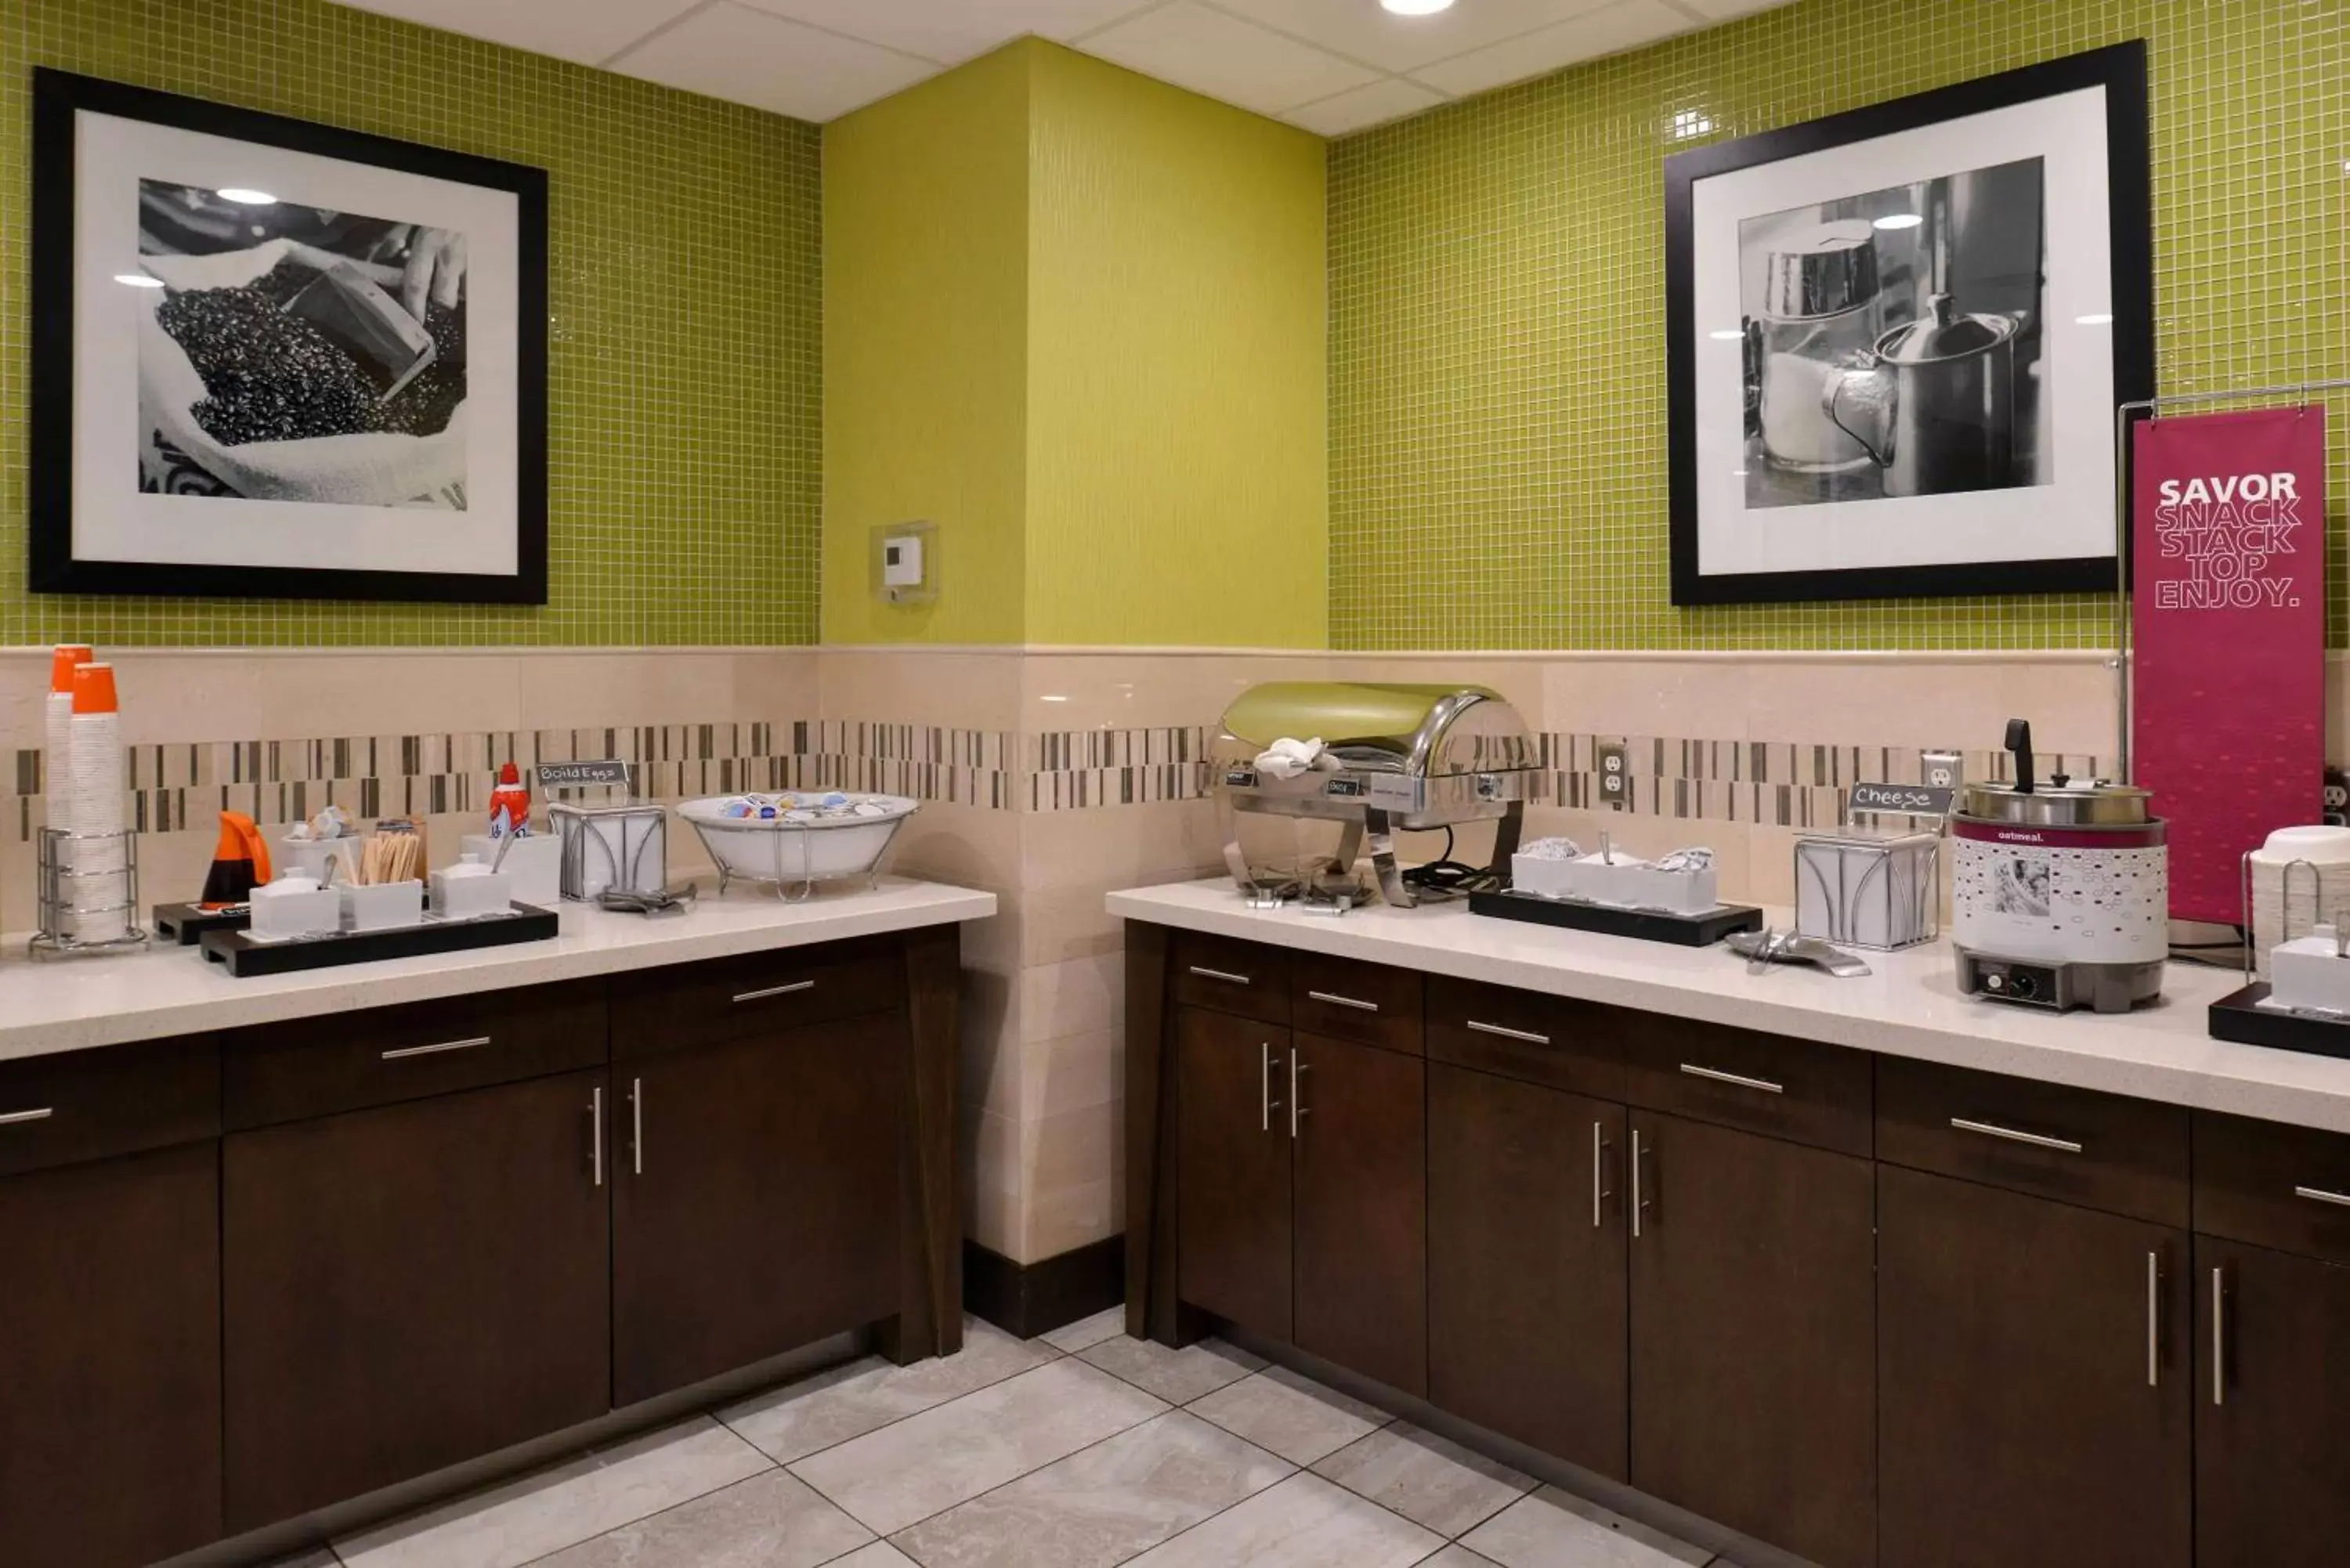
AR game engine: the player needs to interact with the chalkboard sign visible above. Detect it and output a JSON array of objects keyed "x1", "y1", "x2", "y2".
[
  {"x1": 1846, "y1": 782, "x2": 1954, "y2": 821},
  {"x1": 536, "y1": 760, "x2": 631, "y2": 792}
]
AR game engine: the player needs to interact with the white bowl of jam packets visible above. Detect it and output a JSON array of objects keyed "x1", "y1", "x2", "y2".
[{"x1": 677, "y1": 793, "x2": 919, "y2": 888}]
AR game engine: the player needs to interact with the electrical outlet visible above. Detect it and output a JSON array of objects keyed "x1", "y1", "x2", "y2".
[
  {"x1": 1921, "y1": 750, "x2": 1962, "y2": 790},
  {"x1": 1596, "y1": 740, "x2": 1631, "y2": 810}
]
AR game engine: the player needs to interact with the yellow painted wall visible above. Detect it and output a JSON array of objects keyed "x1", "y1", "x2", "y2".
[
  {"x1": 1024, "y1": 47, "x2": 1329, "y2": 648},
  {"x1": 822, "y1": 45, "x2": 1032, "y2": 645},
  {"x1": 822, "y1": 40, "x2": 1328, "y2": 646}
]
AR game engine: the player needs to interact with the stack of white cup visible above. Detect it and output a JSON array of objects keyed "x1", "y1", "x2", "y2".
[{"x1": 65, "y1": 659, "x2": 128, "y2": 944}]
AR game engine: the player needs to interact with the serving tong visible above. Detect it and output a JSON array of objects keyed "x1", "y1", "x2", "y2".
[{"x1": 1730, "y1": 926, "x2": 1873, "y2": 977}]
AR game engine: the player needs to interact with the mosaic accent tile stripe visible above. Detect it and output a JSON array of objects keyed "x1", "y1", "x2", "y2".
[{"x1": 3, "y1": 719, "x2": 2122, "y2": 844}]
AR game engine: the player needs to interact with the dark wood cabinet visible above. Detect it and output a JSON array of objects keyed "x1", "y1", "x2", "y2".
[
  {"x1": 0, "y1": 1140, "x2": 222, "y2": 1568},
  {"x1": 1878, "y1": 1165, "x2": 2189, "y2": 1568},
  {"x1": 613, "y1": 1012, "x2": 906, "y2": 1404},
  {"x1": 1177, "y1": 1006, "x2": 1293, "y2": 1337},
  {"x1": 2196, "y1": 1235, "x2": 2350, "y2": 1568},
  {"x1": 1629, "y1": 1110, "x2": 1877, "y2": 1568},
  {"x1": 1430, "y1": 1064, "x2": 1626, "y2": 1478},
  {"x1": 1128, "y1": 920, "x2": 2350, "y2": 1568},
  {"x1": 1292, "y1": 1031, "x2": 1426, "y2": 1396},
  {"x1": 224, "y1": 1067, "x2": 613, "y2": 1530}
]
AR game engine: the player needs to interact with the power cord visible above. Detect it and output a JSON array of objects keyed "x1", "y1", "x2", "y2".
[{"x1": 1400, "y1": 826, "x2": 1506, "y2": 898}]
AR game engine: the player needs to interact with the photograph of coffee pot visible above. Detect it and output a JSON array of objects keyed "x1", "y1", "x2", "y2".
[{"x1": 1738, "y1": 156, "x2": 2047, "y2": 509}]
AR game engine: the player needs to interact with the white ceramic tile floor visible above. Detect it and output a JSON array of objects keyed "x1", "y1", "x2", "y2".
[{"x1": 273, "y1": 1317, "x2": 1730, "y2": 1567}]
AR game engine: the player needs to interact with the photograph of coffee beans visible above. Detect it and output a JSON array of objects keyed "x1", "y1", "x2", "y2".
[{"x1": 136, "y1": 181, "x2": 468, "y2": 507}]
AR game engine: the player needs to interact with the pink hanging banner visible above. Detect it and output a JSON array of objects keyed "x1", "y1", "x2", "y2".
[{"x1": 2132, "y1": 406, "x2": 2327, "y2": 925}]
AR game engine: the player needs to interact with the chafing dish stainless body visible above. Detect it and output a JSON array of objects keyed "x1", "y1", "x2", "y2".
[{"x1": 1211, "y1": 682, "x2": 1542, "y2": 907}]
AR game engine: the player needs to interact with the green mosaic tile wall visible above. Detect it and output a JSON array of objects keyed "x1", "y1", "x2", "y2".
[
  {"x1": 0, "y1": 0, "x2": 821, "y2": 646},
  {"x1": 1329, "y1": 0, "x2": 2348, "y2": 651}
]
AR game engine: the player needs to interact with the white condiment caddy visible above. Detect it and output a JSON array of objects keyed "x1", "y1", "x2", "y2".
[{"x1": 1510, "y1": 834, "x2": 1720, "y2": 916}]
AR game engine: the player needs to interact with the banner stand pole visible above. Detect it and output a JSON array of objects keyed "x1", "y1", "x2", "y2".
[{"x1": 2112, "y1": 378, "x2": 2350, "y2": 785}]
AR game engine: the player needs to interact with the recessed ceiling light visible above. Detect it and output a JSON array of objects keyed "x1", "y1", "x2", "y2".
[
  {"x1": 1873, "y1": 213, "x2": 1924, "y2": 230},
  {"x1": 215, "y1": 187, "x2": 277, "y2": 204},
  {"x1": 2077, "y1": 313, "x2": 2115, "y2": 326},
  {"x1": 1381, "y1": 0, "x2": 1455, "y2": 14},
  {"x1": 114, "y1": 273, "x2": 164, "y2": 288}
]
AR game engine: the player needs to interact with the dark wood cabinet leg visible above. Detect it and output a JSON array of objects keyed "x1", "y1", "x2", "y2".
[
  {"x1": 1124, "y1": 922, "x2": 1188, "y2": 1343},
  {"x1": 902, "y1": 923, "x2": 964, "y2": 1360}
]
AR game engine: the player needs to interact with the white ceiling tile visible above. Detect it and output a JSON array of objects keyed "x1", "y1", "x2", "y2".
[
  {"x1": 327, "y1": 0, "x2": 702, "y2": 67},
  {"x1": 607, "y1": 1, "x2": 942, "y2": 120},
  {"x1": 1409, "y1": 0, "x2": 1690, "y2": 96},
  {"x1": 1078, "y1": 2, "x2": 1380, "y2": 116},
  {"x1": 1672, "y1": 0, "x2": 1794, "y2": 17},
  {"x1": 1216, "y1": 0, "x2": 1618, "y2": 74},
  {"x1": 730, "y1": 0, "x2": 1156, "y2": 65},
  {"x1": 1283, "y1": 76, "x2": 1448, "y2": 136}
]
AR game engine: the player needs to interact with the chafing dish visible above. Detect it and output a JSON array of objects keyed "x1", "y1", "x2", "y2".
[{"x1": 1212, "y1": 681, "x2": 1542, "y2": 907}]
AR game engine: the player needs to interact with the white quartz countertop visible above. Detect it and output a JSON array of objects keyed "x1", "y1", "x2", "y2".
[
  {"x1": 1107, "y1": 880, "x2": 2350, "y2": 1135},
  {"x1": 0, "y1": 879, "x2": 997, "y2": 1063}
]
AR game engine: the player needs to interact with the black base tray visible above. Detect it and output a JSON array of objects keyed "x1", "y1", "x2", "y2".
[
  {"x1": 2209, "y1": 982, "x2": 2350, "y2": 1060},
  {"x1": 1469, "y1": 888, "x2": 1764, "y2": 947},
  {"x1": 199, "y1": 905, "x2": 558, "y2": 977},
  {"x1": 154, "y1": 902, "x2": 250, "y2": 945}
]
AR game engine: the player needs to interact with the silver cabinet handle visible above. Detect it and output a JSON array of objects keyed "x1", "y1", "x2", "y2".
[
  {"x1": 1679, "y1": 1063, "x2": 1784, "y2": 1095},
  {"x1": 1592, "y1": 1121, "x2": 1613, "y2": 1229},
  {"x1": 1466, "y1": 1020, "x2": 1549, "y2": 1046},
  {"x1": 2294, "y1": 1184, "x2": 2350, "y2": 1208},
  {"x1": 1951, "y1": 1117, "x2": 2084, "y2": 1154},
  {"x1": 1260, "y1": 1043, "x2": 1271, "y2": 1133},
  {"x1": 1289, "y1": 1047, "x2": 1307, "y2": 1139},
  {"x1": 630, "y1": 1076, "x2": 644, "y2": 1176},
  {"x1": 1188, "y1": 966, "x2": 1251, "y2": 986},
  {"x1": 2147, "y1": 1251, "x2": 2160, "y2": 1388},
  {"x1": 1631, "y1": 1129, "x2": 1647, "y2": 1239},
  {"x1": 2211, "y1": 1266, "x2": 2227, "y2": 1407},
  {"x1": 591, "y1": 1085, "x2": 605, "y2": 1188},
  {"x1": 0, "y1": 1107, "x2": 56, "y2": 1127},
  {"x1": 734, "y1": 980, "x2": 815, "y2": 1003},
  {"x1": 382, "y1": 1035, "x2": 491, "y2": 1061},
  {"x1": 1307, "y1": 990, "x2": 1379, "y2": 1013}
]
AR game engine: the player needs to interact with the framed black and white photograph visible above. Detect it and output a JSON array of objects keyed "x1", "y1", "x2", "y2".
[
  {"x1": 30, "y1": 70, "x2": 548, "y2": 603},
  {"x1": 1665, "y1": 43, "x2": 2153, "y2": 606}
]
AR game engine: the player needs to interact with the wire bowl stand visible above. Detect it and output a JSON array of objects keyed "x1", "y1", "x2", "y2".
[{"x1": 683, "y1": 811, "x2": 912, "y2": 903}]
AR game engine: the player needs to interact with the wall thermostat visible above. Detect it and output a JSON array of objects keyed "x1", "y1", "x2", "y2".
[{"x1": 873, "y1": 520, "x2": 938, "y2": 605}]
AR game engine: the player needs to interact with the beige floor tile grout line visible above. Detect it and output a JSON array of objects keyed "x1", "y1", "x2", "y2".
[{"x1": 333, "y1": 1324, "x2": 1717, "y2": 1568}]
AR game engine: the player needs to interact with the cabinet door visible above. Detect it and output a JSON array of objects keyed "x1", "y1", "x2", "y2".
[
  {"x1": 225, "y1": 1068, "x2": 611, "y2": 1530},
  {"x1": 614, "y1": 1014, "x2": 905, "y2": 1405},
  {"x1": 1630, "y1": 1111, "x2": 1876, "y2": 1568},
  {"x1": 2196, "y1": 1235, "x2": 2350, "y2": 1567},
  {"x1": 1177, "y1": 1006, "x2": 1292, "y2": 1337},
  {"x1": 1878, "y1": 1165, "x2": 2189, "y2": 1568},
  {"x1": 1430, "y1": 1064, "x2": 1626, "y2": 1478},
  {"x1": 1293, "y1": 1032, "x2": 1426, "y2": 1396},
  {"x1": 0, "y1": 1143, "x2": 222, "y2": 1568}
]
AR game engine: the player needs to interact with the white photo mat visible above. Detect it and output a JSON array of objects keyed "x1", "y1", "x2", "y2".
[
  {"x1": 1688, "y1": 85, "x2": 2117, "y2": 580},
  {"x1": 70, "y1": 109, "x2": 522, "y2": 577}
]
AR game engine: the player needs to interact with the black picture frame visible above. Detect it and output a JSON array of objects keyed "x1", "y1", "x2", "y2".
[
  {"x1": 1664, "y1": 42, "x2": 2154, "y2": 607},
  {"x1": 30, "y1": 68, "x2": 549, "y2": 605}
]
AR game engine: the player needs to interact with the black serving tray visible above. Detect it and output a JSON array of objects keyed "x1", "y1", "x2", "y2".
[
  {"x1": 2209, "y1": 982, "x2": 2350, "y2": 1061},
  {"x1": 154, "y1": 901, "x2": 249, "y2": 945},
  {"x1": 1468, "y1": 887, "x2": 1764, "y2": 948},
  {"x1": 198, "y1": 904, "x2": 559, "y2": 977}
]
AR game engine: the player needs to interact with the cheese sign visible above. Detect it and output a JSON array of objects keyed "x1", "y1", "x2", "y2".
[
  {"x1": 2132, "y1": 407, "x2": 2326, "y2": 923},
  {"x1": 1848, "y1": 782, "x2": 1954, "y2": 821}
]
